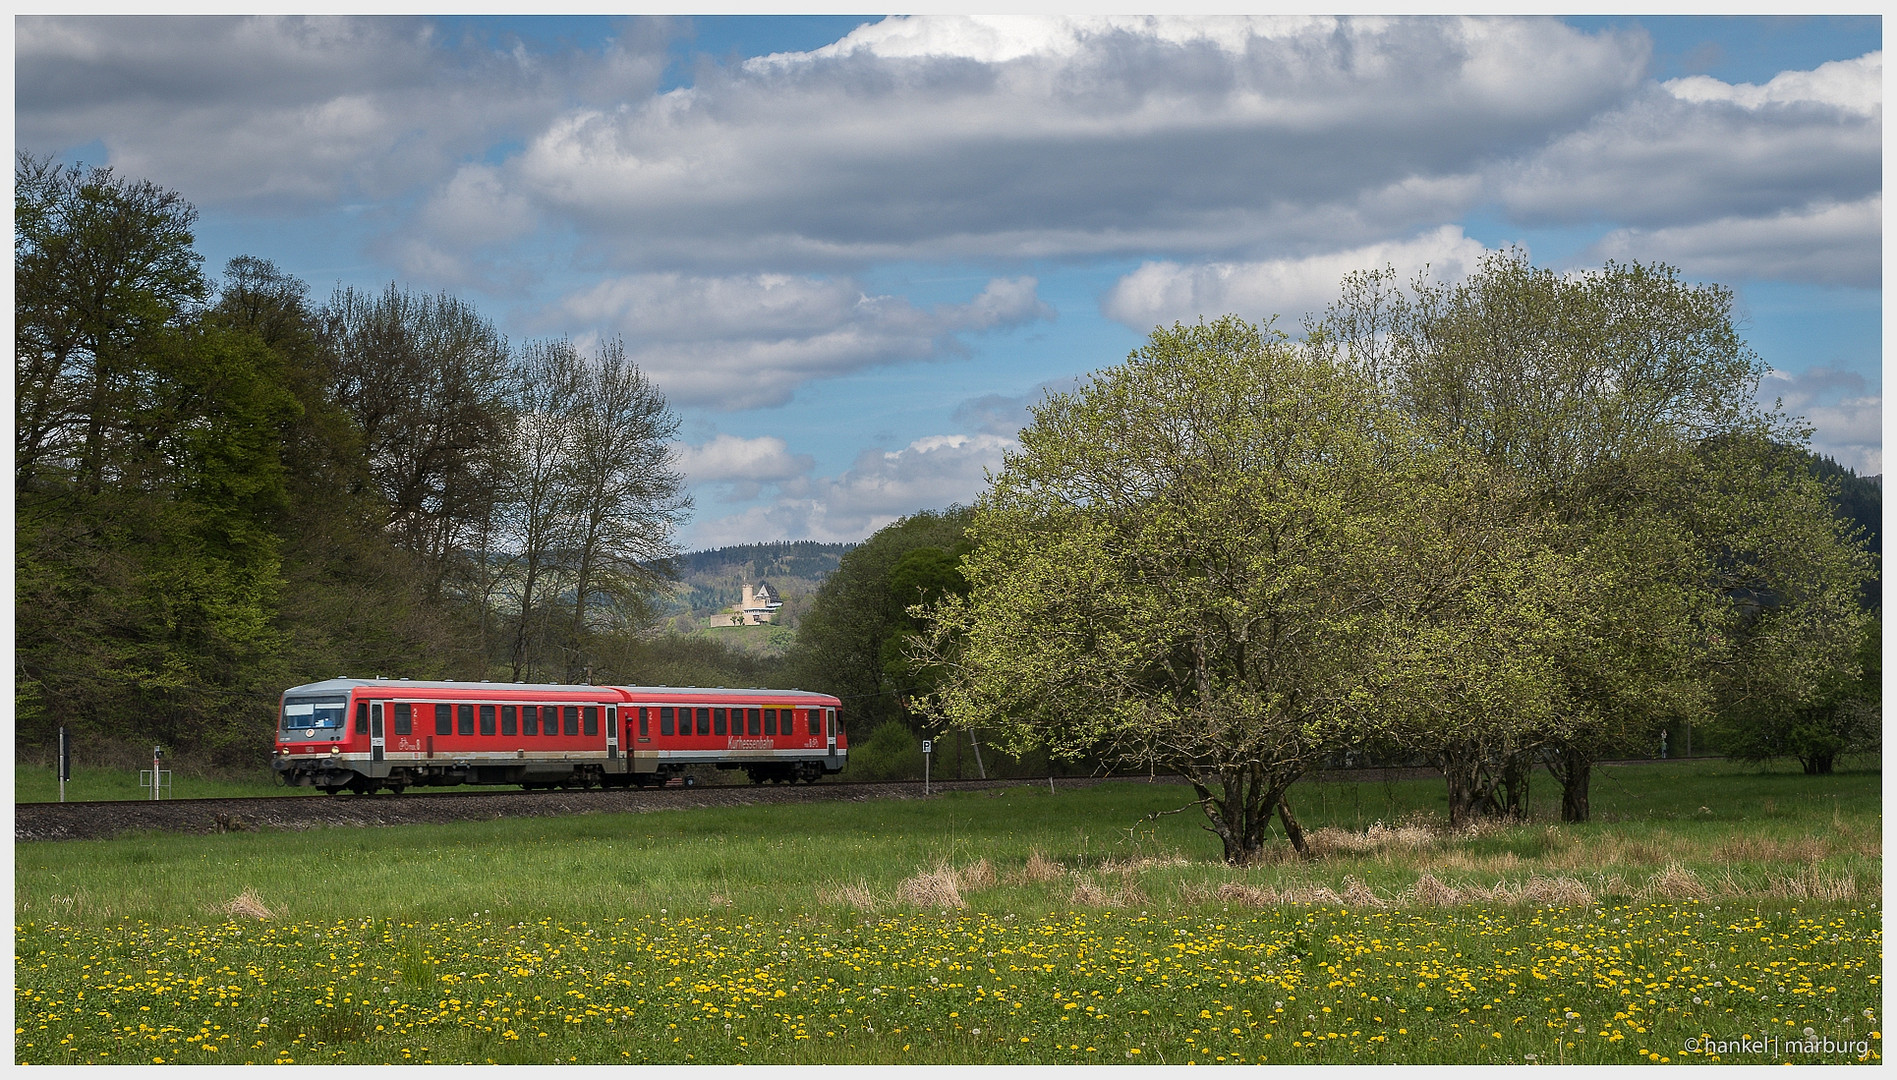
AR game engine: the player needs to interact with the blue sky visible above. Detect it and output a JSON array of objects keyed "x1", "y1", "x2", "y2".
[{"x1": 18, "y1": 15, "x2": 1881, "y2": 547}]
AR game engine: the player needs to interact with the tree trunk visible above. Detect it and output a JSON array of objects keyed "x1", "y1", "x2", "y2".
[
  {"x1": 1439, "y1": 751, "x2": 1491, "y2": 828},
  {"x1": 1553, "y1": 746, "x2": 1591, "y2": 823},
  {"x1": 1187, "y1": 765, "x2": 1289, "y2": 866},
  {"x1": 1801, "y1": 753, "x2": 1834, "y2": 775},
  {"x1": 1275, "y1": 793, "x2": 1308, "y2": 856},
  {"x1": 1501, "y1": 750, "x2": 1533, "y2": 820}
]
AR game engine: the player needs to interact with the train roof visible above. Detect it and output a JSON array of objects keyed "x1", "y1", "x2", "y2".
[{"x1": 282, "y1": 678, "x2": 840, "y2": 702}]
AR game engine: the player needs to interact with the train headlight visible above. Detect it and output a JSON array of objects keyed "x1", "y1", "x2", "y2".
[{"x1": 330, "y1": 746, "x2": 341, "y2": 755}]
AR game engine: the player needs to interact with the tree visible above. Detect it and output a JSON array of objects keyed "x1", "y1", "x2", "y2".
[
  {"x1": 559, "y1": 338, "x2": 689, "y2": 681},
  {"x1": 787, "y1": 508, "x2": 973, "y2": 731},
  {"x1": 915, "y1": 317, "x2": 1538, "y2": 863},
  {"x1": 16, "y1": 153, "x2": 207, "y2": 495},
  {"x1": 1707, "y1": 439, "x2": 1878, "y2": 774},
  {"x1": 319, "y1": 283, "x2": 513, "y2": 582},
  {"x1": 1313, "y1": 251, "x2": 1785, "y2": 821}
]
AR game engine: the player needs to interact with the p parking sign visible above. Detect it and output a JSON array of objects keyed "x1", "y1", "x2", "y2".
[{"x1": 921, "y1": 740, "x2": 933, "y2": 754}]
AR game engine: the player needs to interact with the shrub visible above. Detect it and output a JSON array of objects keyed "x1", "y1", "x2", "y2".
[{"x1": 844, "y1": 722, "x2": 925, "y2": 781}]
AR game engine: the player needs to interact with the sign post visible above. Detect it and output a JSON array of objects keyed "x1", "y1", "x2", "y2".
[
  {"x1": 922, "y1": 739, "x2": 933, "y2": 795},
  {"x1": 58, "y1": 726, "x2": 70, "y2": 803}
]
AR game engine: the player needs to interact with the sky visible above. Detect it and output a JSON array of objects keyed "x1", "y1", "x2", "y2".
[{"x1": 15, "y1": 14, "x2": 1883, "y2": 549}]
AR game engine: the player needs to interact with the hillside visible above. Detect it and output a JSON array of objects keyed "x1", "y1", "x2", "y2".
[{"x1": 654, "y1": 541, "x2": 852, "y2": 628}]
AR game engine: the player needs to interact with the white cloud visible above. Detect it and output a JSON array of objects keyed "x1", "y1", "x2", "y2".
[
  {"x1": 1591, "y1": 197, "x2": 1880, "y2": 288},
  {"x1": 689, "y1": 433, "x2": 1013, "y2": 545},
  {"x1": 558, "y1": 273, "x2": 1052, "y2": 409},
  {"x1": 1664, "y1": 52, "x2": 1880, "y2": 115},
  {"x1": 1760, "y1": 367, "x2": 1883, "y2": 477},
  {"x1": 672, "y1": 434, "x2": 813, "y2": 501},
  {"x1": 1102, "y1": 226, "x2": 1493, "y2": 331}
]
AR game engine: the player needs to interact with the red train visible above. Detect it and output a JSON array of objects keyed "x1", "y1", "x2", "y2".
[{"x1": 273, "y1": 678, "x2": 847, "y2": 794}]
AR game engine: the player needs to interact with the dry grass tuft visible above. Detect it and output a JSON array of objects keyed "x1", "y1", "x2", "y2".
[
  {"x1": 1763, "y1": 864, "x2": 1866, "y2": 903},
  {"x1": 817, "y1": 882, "x2": 882, "y2": 912},
  {"x1": 1021, "y1": 850, "x2": 1065, "y2": 883},
  {"x1": 1406, "y1": 873, "x2": 1462, "y2": 907},
  {"x1": 1340, "y1": 875, "x2": 1385, "y2": 907},
  {"x1": 1714, "y1": 834, "x2": 1830, "y2": 865},
  {"x1": 223, "y1": 889, "x2": 279, "y2": 921},
  {"x1": 898, "y1": 865, "x2": 965, "y2": 909},
  {"x1": 1642, "y1": 863, "x2": 1709, "y2": 902},
  {"x1": 1513, "y1": 875, "x2": 1594, "y2": 907},
  {"x1": 1308, "y1": 821, "x2": 1442, "y2": 857},
  {"x1": 959, "y1": 858, "x2": 997, "y2": 891}
]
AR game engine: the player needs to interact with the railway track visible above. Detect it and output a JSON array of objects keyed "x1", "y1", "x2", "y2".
[
  {"x1": 14, "y1": 758, "x2": 1688, "y2": 842},
  {"x1": 12, "y1": 775, "x2": 1140, "y2": 842}
]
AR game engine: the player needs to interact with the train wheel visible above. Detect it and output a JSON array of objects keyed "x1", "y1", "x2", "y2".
[
  {"x1": 683, "y1": 774, "x2": 697, "y2": 788},
  {"x1": 321, "y1": 786, "x2": 343, "y2": 795}
]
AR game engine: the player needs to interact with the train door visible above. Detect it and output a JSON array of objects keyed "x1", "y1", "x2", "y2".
[
  {"x1": 606, "y1": 707, "x2": 618, "y2": 761},
  {"x1": 825, "y1": 707, "x2": 837, "y2": 769},
  {"x1": 370, "y1": 702, "x2": 385, "y2": 764}
]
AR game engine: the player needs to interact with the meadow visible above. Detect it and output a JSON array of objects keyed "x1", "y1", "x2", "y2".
[{"x1": 15, "y1": 757, "x2": 1881, "y2": 1064}]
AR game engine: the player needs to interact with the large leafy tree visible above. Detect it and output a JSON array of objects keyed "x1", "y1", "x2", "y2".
[
  {"x1": 915, "y1": 317, "x2": 1553, "y2": 862},
  {"x1": 1313, "y1": 251, "x2": 1810, "y2": 821}
]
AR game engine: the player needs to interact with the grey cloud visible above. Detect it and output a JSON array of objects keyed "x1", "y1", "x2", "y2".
[
  {"x1": 16, "y1": 15, "x2": 668, "y2": 208},
  {"x1": 1760, "y1": 367, "x2": 1882, "y2": 477},
  {"x1": 1498, "y1": 69, "x2": 1880, "y2": 230},
  {"x1": 559, "y1": 273, "x2": 1053, "y2": 409},
  {"x1": 508, "y1": 16, "x2": 1644, "y2": 269},
  {"x1": 950, "y1": 378, "x2": 1081, "y2": 437},
  {"x1": 1588, "y1": 197, "x2": 1879, "y2": 289}
]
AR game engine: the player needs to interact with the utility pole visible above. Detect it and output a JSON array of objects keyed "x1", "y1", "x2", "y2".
[{"x1": 58, "y1": 726, "x2": 70, "y2": 803}]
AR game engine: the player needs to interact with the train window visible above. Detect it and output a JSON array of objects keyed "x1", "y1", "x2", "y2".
[
  {"x1": 713, "y1": 708, "x2": 727, "y2": 736},
  {"x1": 812, "y1": 709, "x2": 824, "y2": 737},
  {"x1": 563, "y1": 706, "x2": 579, "y2": 736},
  {"x1": 501, "y1": 705, "x2": 517, "y2": 737},
  {"x1": 479, "y1": 704, "x2": 496, "y2": 737},
  {"x1": 436, "y1": 704, "x2": 452, "y2": 736},
  {"x1": 583, "y1": 707, "x2": 599, "y2": 736},
  {"x1": 458, "y1": 704, "x2": 475, "y2": 736},
  {"x1": 660, "y1": 707, "x2": 674, "y2": 736},
  {"x1": 696, "y1": 708, "x2": 711, "y2": 736},
  {"x1": 394, "y1": 703, "x2": 412, "y2": 736},
  {"x1": 748, "y1": 708, "x2": 761, "y2": 736},
  {"x1": 355, "y1": 702, "x2": 370, "y2": 734},
  {"x1": 639, "y1": 707, "x2": 649, "y2": 737},
  {"x1": 764, "y1": 709, "x2": 777, "y2": 736},
  {"x1": 522, "y1": 705, "x2": 539, "y2": 737}
]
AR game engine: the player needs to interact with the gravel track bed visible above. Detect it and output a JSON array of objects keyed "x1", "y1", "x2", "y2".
[
  {"x1": 13, "y1": 777, "x2": 1136, "y2": 842},
  {"x1": 15, "y1": 765, "x2": 1480, "y2": 843}
]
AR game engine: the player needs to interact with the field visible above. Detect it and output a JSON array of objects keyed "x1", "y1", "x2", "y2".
[{"x1": 14, "y1": 757, "x2": 1881, "y2": 1064}]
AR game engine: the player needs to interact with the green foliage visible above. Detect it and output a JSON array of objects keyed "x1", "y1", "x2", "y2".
[
  {"x1": 1311, "y1": 250, "x2": 1870, "y2": 822},
  {"x1": 843, "y1": 721, "x2": 928, "y2": 781},
  {"x1": 14, "y1": 157, "x2": 690, "y2": 766},
  {"x1": 786, "y1": 507, "x2": 975, "y2": 732},
  {"x1": 918, "y1": 316, "x2": 1543, "y2": 862}
]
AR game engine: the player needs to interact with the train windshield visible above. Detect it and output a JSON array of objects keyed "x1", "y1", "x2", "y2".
[{"x1": 281, "y1": 695, "x2": 348, "y2": 733}]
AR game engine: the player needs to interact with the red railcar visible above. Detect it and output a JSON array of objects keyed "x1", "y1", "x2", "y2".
[{"x1": 273, "y1": 678, "x2": 847, "y2": 794}]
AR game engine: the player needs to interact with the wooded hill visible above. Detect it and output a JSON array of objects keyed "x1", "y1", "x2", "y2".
[{"x1": 655, "y1": 541, "x2": 851, "y2": 627}]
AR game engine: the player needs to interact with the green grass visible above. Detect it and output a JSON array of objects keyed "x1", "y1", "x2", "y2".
[
  {"x1": 14, "y1": 757, "x2": 1882, "y2": 1064},
  {"x1": 15, "y1": 763, "x2": 318, "y2": 803}
]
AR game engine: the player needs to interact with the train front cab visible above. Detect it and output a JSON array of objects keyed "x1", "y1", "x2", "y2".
[{"x1": 274, "y1": 683, "x2": 363, "y2": 792}]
